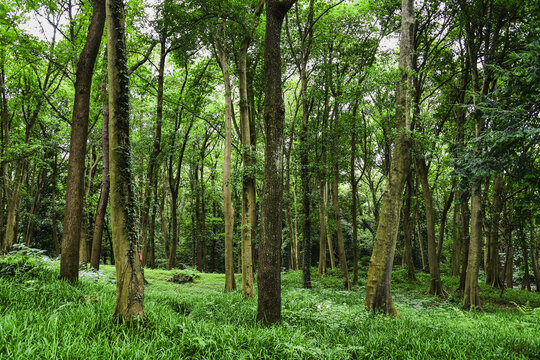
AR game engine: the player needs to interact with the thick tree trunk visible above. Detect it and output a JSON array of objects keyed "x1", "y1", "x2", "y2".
[
  {"x1": 416, "y1": 157, "x2": 445, "y2": 295},
  {"x1": 365, "y1": 0, "x2": 414, "y2": 316},
  {"x1": 60, "y1": 0, "x2": 105, "y2": 282},
  {"x1": 106, "y1": 0, "x2": 144, "y2": 322},
  {"x1": 258, "y1": 0, "x2": 296, "y2": 326},
  {"x1": 90, "y1": 70, "x2": 110, "y2": 270}
]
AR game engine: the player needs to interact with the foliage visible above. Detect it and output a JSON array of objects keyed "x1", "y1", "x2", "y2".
[{"x1": 1, "y1": 261, "x2": 539, "y2": 359}]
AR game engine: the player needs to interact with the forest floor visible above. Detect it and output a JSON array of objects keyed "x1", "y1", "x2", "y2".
[{"x1": 1, "y1": 250, "x2": 539, "y2": 359}]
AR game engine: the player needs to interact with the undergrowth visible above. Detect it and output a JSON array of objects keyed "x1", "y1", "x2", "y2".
[{"x1": 0, "y1": 251, "x2": 539, "y2": 359}]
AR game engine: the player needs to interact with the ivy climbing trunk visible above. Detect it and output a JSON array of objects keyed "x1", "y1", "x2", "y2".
[
  {"x1": 364, "y1": 0, "x2": 414, "y2": 315},
  {"x1": 60, "y1": 0, "x2": 105, "y2": 282},
  {"x1": 106, "y1": 0, "x2": 144, "y2": 321},
  {"x1": 258, "y1": 0, "x2": 296, "y2": 326}
]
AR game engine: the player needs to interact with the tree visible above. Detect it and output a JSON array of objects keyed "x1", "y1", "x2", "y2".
[
  {"x1": 59, "y1": 0, "x2": 106, "y2": 282},
  {"x1": 106, "y1": 0, "x2": 145, "y2": 321},
  {"x1": 258, "y1": 0, "x2": 296, "y2": 326},
  {"x1": 364, "y1": 0, "x2": 414, "y2": 315}
]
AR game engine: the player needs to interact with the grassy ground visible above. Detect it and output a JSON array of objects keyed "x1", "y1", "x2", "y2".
[{"x1": 0, "y1": 251, "x2": 539, "y2": 359}]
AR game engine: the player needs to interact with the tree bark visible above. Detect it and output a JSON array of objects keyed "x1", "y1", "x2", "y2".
[
  {"x1": 258, "y1": 0, "x2": 296, "y2": 326},
  {"x1": 402, "y1": 176, "x2": 415, "y2": 279},
  {"x1": 215, "y1": 28, "x2": 236, "y2": 291},
  {"x1": 60, "y1": 0, "x2": 106, "y2": 282},
  {"x1": 332, "y1": 169, "x2": 350, "y2": 290},
  {"x1": 90, "y1": 65, "x2": 110, "y2": 271},
  {"x1": 106, "y1": 0, "x2": 145, "y2": 322},
  {"x1": 317, "y1": 180, "x2": 328, "y2": 274},
  {"x1": 364, "y1": 0, "x2": 414, "y2": 316},
  {"x1": 486, "y1": 176, "x2": 504, "y2": 287},
  {"x1": 140, "y1": 37, "x2": 165, "y2": 267},
  {"x1": 416, "y1": 157, "x2": 445, "y2": 295}
]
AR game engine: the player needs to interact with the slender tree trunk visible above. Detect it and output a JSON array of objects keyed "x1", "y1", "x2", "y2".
[
  {"x1": 365, "y1": 0, "x2": 414, "y2": 315},
  {"x1": 518, "y1": 220, "x2": 531, "y2": 291},
  {"x1": 24, "y1": 166, "x2": 46, "y2": 247},
  {"x1": 60, "y1": 0, "x2": 106, "y2": 282},
  {"x1": 51, "y1": 155, "x2": 60, "y2": 256},
  {"x1": 414, "y1": 179, "x2": 427, "y2": 272},
  {"x1": 486, "y1": 176, "x2": 504, "y2": 287},
  {"x1": 141, "y1": 38, "x2": 165, "y2": 267},
  {"x1": 317, "y1": 180, "x2": 328, "y2": 274},
  {"x1": 215, "y1": 28, "x2": 236, "y2": 291},
  {"x1": 90, "y1": 67, "x2": 110, "y2": 270},
  {"x1": 459, "y1": 196, "x2": 470, "y2": 290},
  {"x1": 463, "y1": 183, "x2": 482, "y2": 309},
  {"x1": 332, "y1": 169, "x2": 351, "y2": 290},
  {"x1": 238, "y1": 36, "x2": 256, "y2": 296},
  {"x1": 530, "y1": 219, "x2": 539, "y2": 292},
  {"x1": 258, "y1": 0, "x2": 296, "y2": 326},
  {"x1": 107, "y1": 0, "x2": 144, "y2": 321},
  {"x1": 437, "y1": 184, "x2": 455, "y2": 262},
  {"x1": 402, "y1": 176, "x2": 415, "y2": 279},
  {"x1": 416, "y1": 157, "x2": 445, "y2": 295}
]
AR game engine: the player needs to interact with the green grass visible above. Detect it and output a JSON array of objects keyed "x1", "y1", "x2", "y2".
[{"x1": 1, "y1": 253, "x2": 539, "y2": 359}]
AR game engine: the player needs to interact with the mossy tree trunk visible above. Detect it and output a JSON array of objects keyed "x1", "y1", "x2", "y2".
[
  {"x1": 106, "y1": 0, "x2": 144, "y2": 322},
  {"x1": 364, "y1": 0, "x2": 414, "y2": 315}
]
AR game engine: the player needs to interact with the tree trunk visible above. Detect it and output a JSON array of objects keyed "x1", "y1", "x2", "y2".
[
  {"x1": 365, "y1": 0, "x2": 414, "y2": 316},
  {"x1": 332, "y1": 170, "x2": 351, "y2": 290},
  {"x1": 60, "y1": 0, "x2": 105, "y2": 282},
  {"x1": 530, "y1": 219, "x2": 539, "y2": 292},
  {"x1": 463, "y1": 184, "x2": 482, "y2": 310},
  {"x1": 519, "y1": 220, "x2": 531, "y2": 291},
  {"x1": 90, "y1": 67, "x2": 110, "y2": 270},
  {"x1": 486, "y1": 176, "x2": 504, "y2": 287},
  {"x1": 416, "y1": 157, "x2": 445, "y2": 295},
  {"x1": 2, "y1": 164, "x2": 23, "y2": 251},
  {"x1": 215, "y1": 28, "x2": 236, "y2": 291},
  {"x1": 317, "y1": 180, "x2": 328, "y2": 274},
  {"x1": 459, "y1": 196, "x2": 470, "y2": 290},
  {"x1": 238, "y1": 35, "x2": 256, "y2": 297},
  {"x1": 258, "y1": 0, "x2": 296, "y2": 326},
  {"x1": 437, "y1": 184, "x2": 455, "y2": 262},
  {"x1": 141, "y1": 38, "x2": 165, "y2": 267},
  {"x1": 402, "y1": 176, "x2": 415, "y2": 279},
  {"x1": 106, "y1": 0, "x2": 144, "y2": 322}
]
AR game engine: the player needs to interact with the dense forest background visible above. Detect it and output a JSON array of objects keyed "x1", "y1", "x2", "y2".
[{"x1": 1, "y1": 0, "x2": 539, "y2": 322}]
